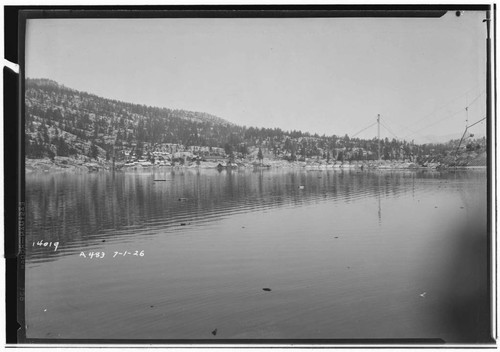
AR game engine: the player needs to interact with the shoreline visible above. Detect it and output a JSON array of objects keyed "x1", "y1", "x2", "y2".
[{"x1": 25, "y1": 157, "x2": 486, "y2": 174}]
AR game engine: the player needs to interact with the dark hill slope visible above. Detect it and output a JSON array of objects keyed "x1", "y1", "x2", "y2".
[
  {"x1": 24, "y1": 78, "x2": 486, "y2": 166},
  {"x1": 25, "y1": 78, "x2": 243, "y2": 159}
]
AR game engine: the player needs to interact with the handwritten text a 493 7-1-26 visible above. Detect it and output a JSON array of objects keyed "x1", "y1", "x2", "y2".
[
  {"x1": 80, "y1": 251, "x2": 105, "y2": 259},
  {"x1": 79, "y1": 250, "x2": 145, "y2": 259}
]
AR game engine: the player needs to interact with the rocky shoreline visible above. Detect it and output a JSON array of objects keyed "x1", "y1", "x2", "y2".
[{"x1": 25, "y1": 156, "x2": 486, "y2": 173}]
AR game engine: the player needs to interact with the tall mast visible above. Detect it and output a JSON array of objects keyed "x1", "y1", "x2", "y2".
[
  {"x1": 111, "y1": 115, "x2": 116, "y2": 172},
  {"x1": 464, "y1": 92, "x2": 469, "y2": 135},
  {"x1": 377, "y1": 114, "x2": 381, "y2": 161}
]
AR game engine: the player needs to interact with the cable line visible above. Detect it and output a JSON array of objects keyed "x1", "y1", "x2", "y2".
[
  {"x1": 405, "y1": 90, "x2": 485, "y2": 132},
  {"x1": 380, "y1": 115, "x2": 436, "y2": 143},
  {"x1": 379, "y1": 120, "x2": 400, "y2": 140},
  {"x1": 468, "y1": 117, "x2": 486, "y2": 129},
  {"x1": 351, "y1": 121, "x2": 377, "y2": 138},
  {"x1": 466, "y1": 90, "x2": 485, "y2": 109},
  {"x1": 454, "y1": 117, "x2": 486, "y2": 156},
  {"x1": 402, "y1": 106, "x2": 466, "y2": 139}
]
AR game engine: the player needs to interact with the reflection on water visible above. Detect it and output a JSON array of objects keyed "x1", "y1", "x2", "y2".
[{"x1": 24, "y1": 169, "x2": 489, "y2": 342}]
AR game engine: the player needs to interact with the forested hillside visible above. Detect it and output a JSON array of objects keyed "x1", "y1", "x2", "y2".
[{"x1": 24, "y1": 78, "x2": 486, "y2": 166}]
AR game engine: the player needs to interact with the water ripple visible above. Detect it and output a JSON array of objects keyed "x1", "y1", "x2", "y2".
[{"x1": 25, "y1": 169, "x2": 486, "y2": 264}]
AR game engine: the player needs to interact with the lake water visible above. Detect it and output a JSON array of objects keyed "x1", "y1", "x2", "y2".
[{"x1": 24, "y1": 168, "x2": 490, "y2": 342}]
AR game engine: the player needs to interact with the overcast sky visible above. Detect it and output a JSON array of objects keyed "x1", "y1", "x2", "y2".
[{"x1": 26, "y1": 11, "x2": 488, "y2": 143}]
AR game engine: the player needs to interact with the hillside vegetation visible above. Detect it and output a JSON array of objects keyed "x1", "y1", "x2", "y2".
[{"x1": 25, "y1": 78, "x2": 486, "y2": 169}]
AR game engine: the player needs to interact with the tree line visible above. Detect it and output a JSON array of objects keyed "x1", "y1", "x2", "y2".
[{"x1": 24, "y1": 78, "x2": 482, "y2": 163}]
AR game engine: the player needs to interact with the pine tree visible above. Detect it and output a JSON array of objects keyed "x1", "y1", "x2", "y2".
[
  {"x1": 257, "y1": 147, "x2": 263, "y2": 164},
  {"x1": 89, "y1": 144, "x2": 99, "y2": 159}
]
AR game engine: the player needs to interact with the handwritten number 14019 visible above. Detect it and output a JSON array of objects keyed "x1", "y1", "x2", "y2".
[{"x1": 32, "y1": 240, "x2": 59, "y2": 251}]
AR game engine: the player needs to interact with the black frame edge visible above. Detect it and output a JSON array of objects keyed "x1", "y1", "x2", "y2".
[{"x1": 7, "y1": 3, "x2": 496, "y2": 346}]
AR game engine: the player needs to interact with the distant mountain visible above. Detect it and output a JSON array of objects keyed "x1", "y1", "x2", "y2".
[
  {"x1": 421, "y1": 131, "x2": 486, "y2": 145},
  {"x1": 25, "y1": 78, "x2": 244, "y2": 159},
  {"x1": 421, "y1": 133, "x2": 463, "y2": 144},
  {"x1": 24, "y1": 78, "x2": 484, "y2": 165}
]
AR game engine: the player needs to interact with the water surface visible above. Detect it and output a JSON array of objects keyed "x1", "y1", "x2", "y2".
[{"x1": 25, "y1": 168, "x2": 489, "y2": 342}]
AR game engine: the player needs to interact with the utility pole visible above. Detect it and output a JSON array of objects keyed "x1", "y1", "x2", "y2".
[
  {"x1": 111, "y1": 116, "x2": 116, "y2": 172},
  {"x1": 112, "y1": 140, "x2": 116, "y2": 172},
  {"x1": 465, "y1": 93, "x2": 469, "y2": 127},
  {"x1": 377, "y1": 114, "x2": 381, "y2": 161}
]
